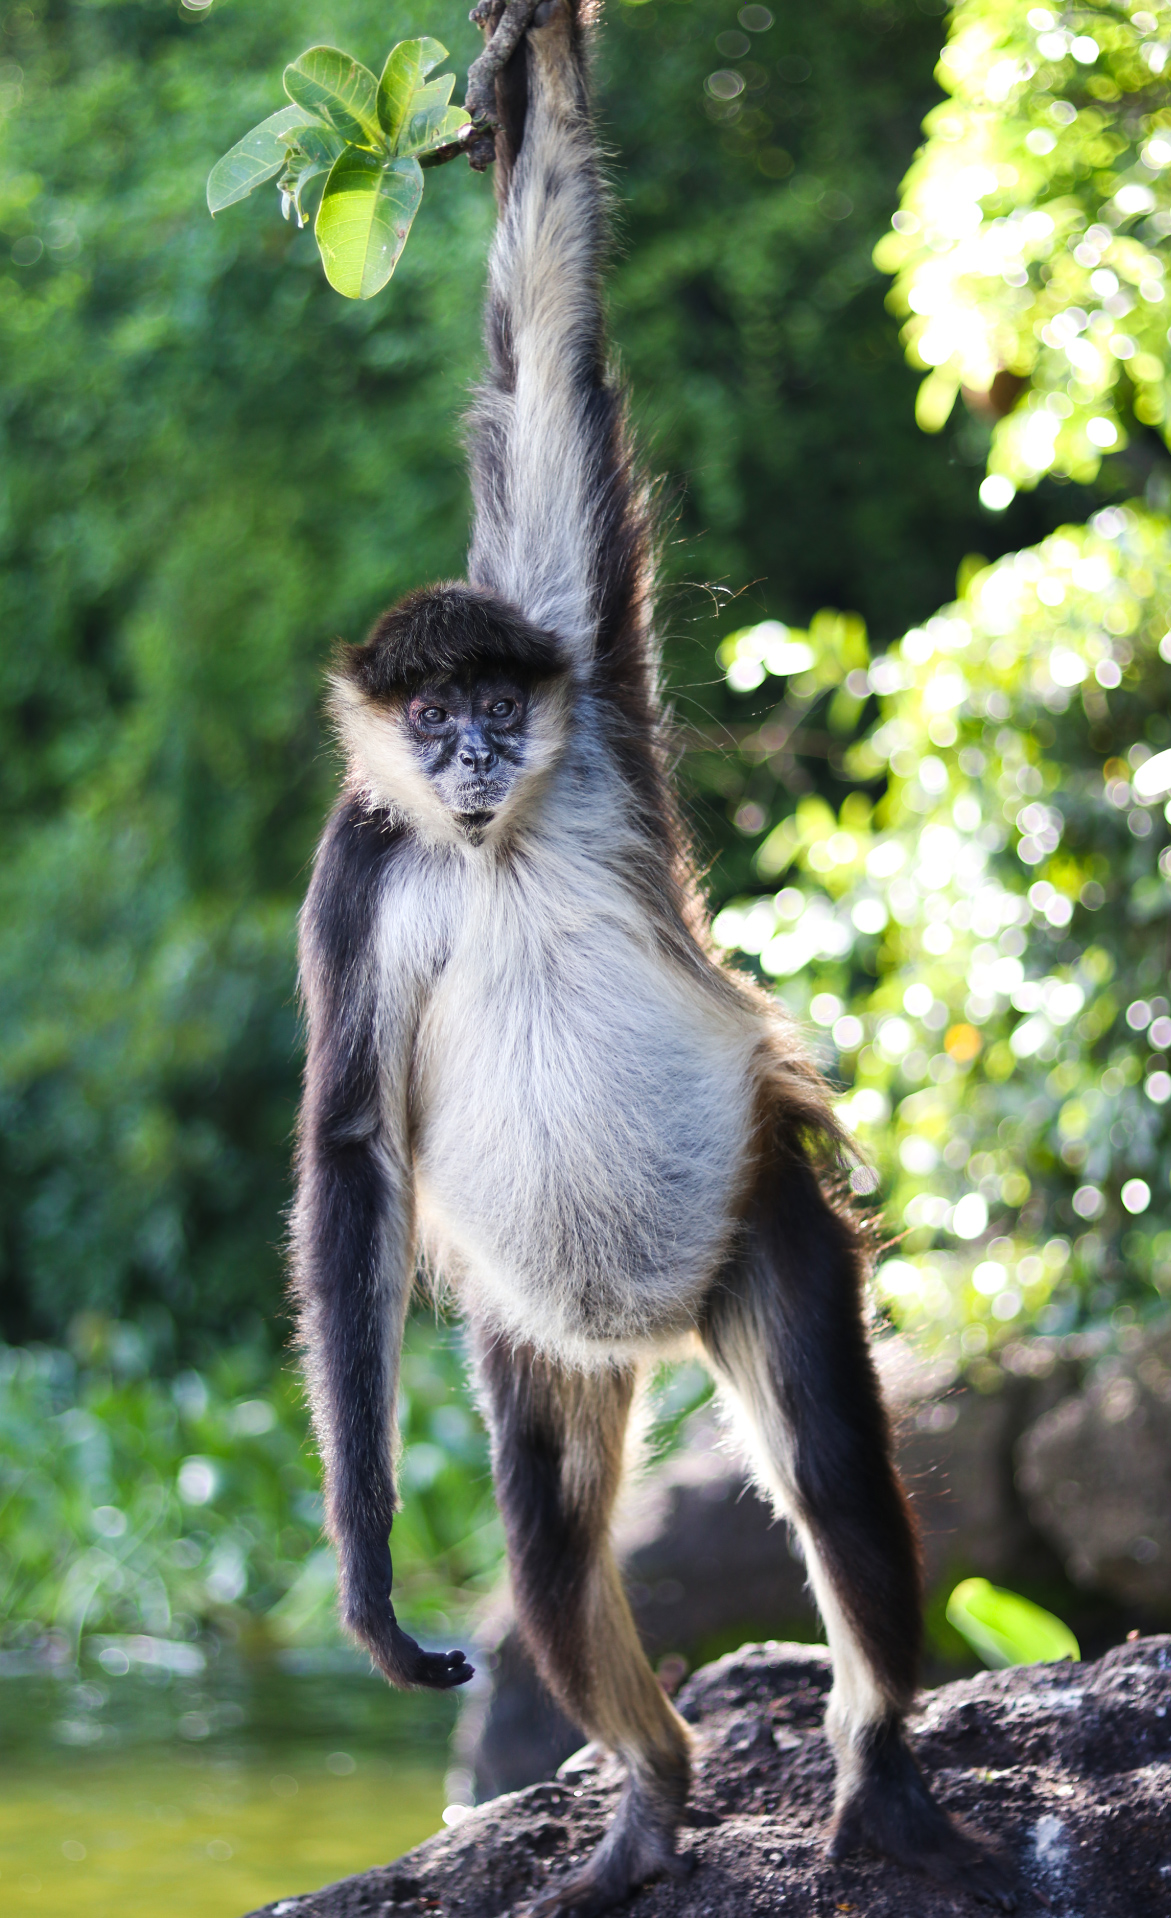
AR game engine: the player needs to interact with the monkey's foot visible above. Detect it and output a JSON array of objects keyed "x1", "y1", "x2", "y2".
[
  {"x1": 829, "y1": 1719, "x2": 1017, "y2": 1911},
  {"x1": 520, "y1": 1784, "x2": 691, "y2": 1918}
]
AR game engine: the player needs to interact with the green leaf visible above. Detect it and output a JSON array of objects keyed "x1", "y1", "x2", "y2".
[
  {"x1": 945, "y1": 1579, "x2": 1080, "y2": 1670},
  {"x1": 376, "y1": 38, "x2": 450, "y2": 152},
  {"x1": 399, "y1": 79, "x2": 470, "y2": 159},
  {"x1": 207, "y1": 106, "x2": 320, "y2": 215},
  {"x1": 278, "y1": 123, "x2": 348, "y2": 228},
  {"x1": 411, "y1": 104, "x2": 471, "y2": 157},
  {"x1": 314, "y1": 149, "x2": 424, "y2": 300},
  {"x1": 284, "y1": 47, "x2": 382, "y2": 149}
]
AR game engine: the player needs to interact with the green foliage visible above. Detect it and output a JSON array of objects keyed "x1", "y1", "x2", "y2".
[
  {"x1": 878, "y1": 0, "x2": 1171, "y2": 492},
  {"x1": 1, "y1": 0, "x2": 1046, "y2": 1357},
  {"x1": 947, "y1": 1575, "x2": 1080, "y2": 1665},
  {"x1": 209, "y1": 38, "x2": 468, "y2": 298},
  {"x1": 204, "y1": 105, "x2": 323, "y2": 216},
  {"x1": 1, "y1": 0, "x2": 1156, "y2": 1661},
  {"x1": 0, "y1": 1315, "x2": 499, "y2": 1656},
  {"x1": 715, "y1": 503, "x2": 1171, "y2": 1353}
]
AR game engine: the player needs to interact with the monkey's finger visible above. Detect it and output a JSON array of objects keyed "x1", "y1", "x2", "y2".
[{"x1": 410, "y1": 1646, "x2": 475, "y2": 1689}]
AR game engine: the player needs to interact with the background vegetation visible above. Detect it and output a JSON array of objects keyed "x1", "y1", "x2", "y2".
[{"x1": 1, "y1": 0, "x2": 1168, "y2": 1658}]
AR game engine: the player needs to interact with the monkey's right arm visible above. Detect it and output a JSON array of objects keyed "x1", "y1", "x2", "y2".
[
  {"x1": 292, "y1": 798, "x2": 471, "y2": 1692},
  {"x1": 467, "y1": 1, "x2": 654, "y2": 690}
]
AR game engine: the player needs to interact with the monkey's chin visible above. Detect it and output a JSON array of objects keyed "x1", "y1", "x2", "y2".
[{"x1": 454, "y1": 808, "x2": 495, "y2": 844}]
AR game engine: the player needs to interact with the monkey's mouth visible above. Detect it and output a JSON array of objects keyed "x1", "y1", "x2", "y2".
[
  {"x1": 450, "y1": 773, "x2": 507, "y2": 840},
  {"x1": 452, "y1": 777, "x2": 505, "y2": 816}
]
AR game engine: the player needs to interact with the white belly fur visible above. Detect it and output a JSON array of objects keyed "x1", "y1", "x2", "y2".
[{"x1": 406, "y1": 850, "x2": 757, "y2": 1366}]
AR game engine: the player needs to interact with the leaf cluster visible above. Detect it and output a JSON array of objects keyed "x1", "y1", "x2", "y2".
[{"x1": 207, "y1": 39, "x2": 469, "y2": 299}]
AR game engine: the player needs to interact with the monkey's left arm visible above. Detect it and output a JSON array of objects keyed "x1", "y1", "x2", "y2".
[{"x1": 292, "y1": 799, "x2": 471, "y2": 1691}]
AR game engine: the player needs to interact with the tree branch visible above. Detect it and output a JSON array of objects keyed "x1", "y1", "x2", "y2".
[
  {"x1": 464, "y1": 0, "x2": 541, "y2": 171},
  {"x1": 414, "y1": 0, "x2": 541, "y2": 174}
]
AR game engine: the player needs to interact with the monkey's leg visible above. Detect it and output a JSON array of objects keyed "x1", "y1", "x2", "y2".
[
  {"x1": 700, "y1": 1154, "x2": 1017, "y2": 1912},
  {"x1": 475, "y1": 1336, "x2": 692, "y2": 1918}
]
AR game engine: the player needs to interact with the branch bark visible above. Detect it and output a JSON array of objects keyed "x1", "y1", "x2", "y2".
[
  {"x1": 465, "y1": 0, "x2": 541, "y2": 168},
  {"x1": 422, "y1": 0, "x2": 541, "y2": 172}
]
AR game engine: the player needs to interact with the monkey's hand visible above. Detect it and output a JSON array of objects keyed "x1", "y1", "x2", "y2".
[
  {"x1": 343, "y1": 1548, "x2": 475, "y2": 1691},
  {"x1": 373, "y1": 1619, "x2": 474, "y2": 1691}
]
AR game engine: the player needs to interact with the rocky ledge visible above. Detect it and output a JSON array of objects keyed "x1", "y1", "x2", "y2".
[{"x1": 246, "y1": 1636, "x2": 1171, "y2": 1918}]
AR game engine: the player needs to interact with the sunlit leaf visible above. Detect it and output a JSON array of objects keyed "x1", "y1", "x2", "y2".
[
  {"x1": 946, "y1": 1578, "x2": 1080, "y2": 1669},
  {"x1": 376, "y1": 37, "x2": 450, "y2": 152},
  {"x1": 314, "y1": 149, "x2": 424, "y2": 300},
  {"x1": 284, "y1": 46, "x2": 382, "y2": 149},
  {"x1": 278, "y1": 123, "x2": 347, "y2": 227},
  {"x1": 400, "y1": 84, "x2": 470, "y2": 160},
  {"x1": 207, "y1": 106, "x2": 319, "y2": 215}
]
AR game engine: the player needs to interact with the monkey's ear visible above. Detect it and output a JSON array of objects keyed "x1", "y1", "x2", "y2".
[
  {"x1": 332, "y1": 637, "x2": 391, "y2": 703},
  {"x1": 325, "y1": 665, "x2": 382, "y2": 729}
]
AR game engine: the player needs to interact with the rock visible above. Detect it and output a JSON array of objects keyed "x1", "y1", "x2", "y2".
[
  {"x1": 242, "y1": 1635, "x2": 1171, "y2": 1918},
  {"x1": 1017, "y1": 1325, "x2": 1171, "y2": 1611}
]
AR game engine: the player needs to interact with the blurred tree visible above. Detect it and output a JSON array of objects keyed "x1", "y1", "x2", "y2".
[
  {"x1": 0, "y1": 1316, "x2": 503, "y2": 1652},
  {"x1": 877, "y1": 0, "x2": 1171, "y2": 496},
  {"x1": 715, "y1": 508, "x2": 1171, "y2": 1351},
  {"x1": 0, "y1": 0, "x2": 1091, "y2": 1353},
  {"x1": 707, "y1": 1, "x2": 1171, "y2": 1357}
]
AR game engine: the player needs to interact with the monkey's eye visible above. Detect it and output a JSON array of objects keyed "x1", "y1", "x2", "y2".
[
  {"x1": 419, "y1": 707, "x2": 448, "y2": 725},
  {"x1": 488, "y1": 699, "x2": 516, "y2": 718}
]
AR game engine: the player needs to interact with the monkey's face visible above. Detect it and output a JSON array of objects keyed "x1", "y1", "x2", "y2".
[{"x1": 406, "y1": 674, "x2": 531, "y2": 840}]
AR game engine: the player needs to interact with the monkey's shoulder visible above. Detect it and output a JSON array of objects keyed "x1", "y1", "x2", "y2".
[
  {"x1": 301, "y1": 796, "x2": 408, "y2": 958},
  {"x1": 301, "y1": 798, "x2": 469, "y2": 1026}
]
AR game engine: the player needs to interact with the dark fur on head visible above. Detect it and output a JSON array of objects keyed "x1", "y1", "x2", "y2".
[{"x1": 345, "y1": 583, "x2": 568, "y2": 700}]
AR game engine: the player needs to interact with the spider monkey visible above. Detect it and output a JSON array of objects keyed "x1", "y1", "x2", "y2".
[{"x1": 291, "y1": 4, "x2": 1016, "y2": 1912}]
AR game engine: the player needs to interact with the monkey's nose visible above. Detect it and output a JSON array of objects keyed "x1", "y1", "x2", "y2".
[{"x1": 460, "y1": 745, "x2": 496, "y2": 771}]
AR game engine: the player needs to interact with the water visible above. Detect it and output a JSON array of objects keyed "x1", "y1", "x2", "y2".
[{"x1": 0, "y1": 1645, "x2": 458, "y2": 1918}]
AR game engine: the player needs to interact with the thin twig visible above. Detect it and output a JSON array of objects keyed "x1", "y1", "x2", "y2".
[{"x1": 419, "y1": 128, "x2": 478, "y2": 170}]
